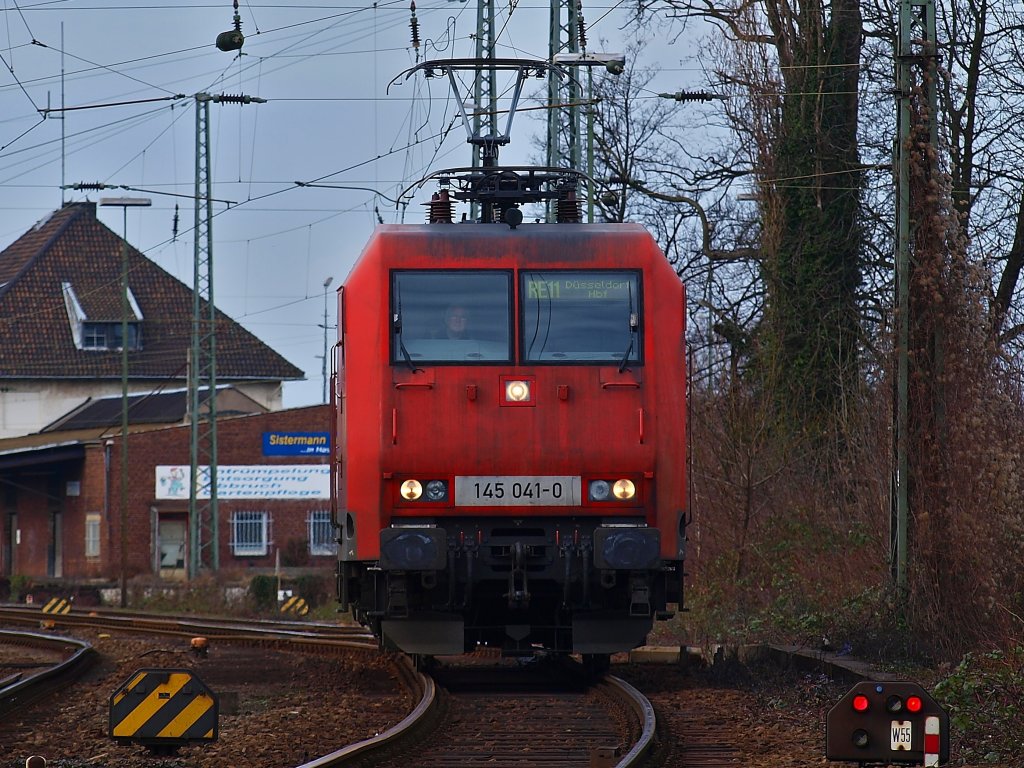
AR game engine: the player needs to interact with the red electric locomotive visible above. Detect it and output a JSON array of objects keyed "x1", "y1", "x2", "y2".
[{"x1": 332, "y1": 60, "x2": 687, "y2": 667}]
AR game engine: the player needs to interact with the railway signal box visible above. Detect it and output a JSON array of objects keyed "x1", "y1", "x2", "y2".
[{"x1": 826, "y1": 681, "x2": 949, "y2": 765}]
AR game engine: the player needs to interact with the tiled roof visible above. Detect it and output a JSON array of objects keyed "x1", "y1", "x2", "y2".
[
  {"x1": 70, "y1": 276, "x2": 138, "y2": 321},
  {"x1": 0, "y1": 202, "x2": 303, "y2": 382}
]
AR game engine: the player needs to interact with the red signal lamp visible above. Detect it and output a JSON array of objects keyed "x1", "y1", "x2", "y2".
[
  {"x1": 906, "y1": 696, "x2": 923, "y2": 713},
  {"x1": 852, "y1": 694, "x2": 870, "y2": 712}
]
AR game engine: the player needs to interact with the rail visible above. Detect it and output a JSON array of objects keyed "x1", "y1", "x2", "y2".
[
  {"x1": 606, "y1": 674, "x2": 658, "y2": 767},
  {"x1": 0, "y1": 630, "x2": 96, "y2": 719},
  {"x1": 296, "y1": 654, "x2": 438, "y2": 767}
]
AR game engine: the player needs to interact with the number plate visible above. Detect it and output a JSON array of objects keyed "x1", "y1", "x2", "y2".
[
  {"x1": 454, "y1": 476, "x2": 581, "y2": 506},
  {"x1": 891, "y1": 720, "x2": 912, "y2": 751}
]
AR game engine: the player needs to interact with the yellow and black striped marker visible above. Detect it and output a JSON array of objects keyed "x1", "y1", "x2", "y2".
[
  {"x1": 280, "y1": 595, "x2": 309, "y2": 616},
  {"x1": 42, "y1": 597, "x2": 72, "y2": 614},
  {"x1": 109, "y1": 669, "x2": 218, "y2": 749}
]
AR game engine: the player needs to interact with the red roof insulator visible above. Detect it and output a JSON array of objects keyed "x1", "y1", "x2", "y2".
[
  {"x1": 557, "y1": 190, "x2": 582, "y2": 223},
  {"x1": 425, "y1": 190, "x2": 454, "y2": 223}
]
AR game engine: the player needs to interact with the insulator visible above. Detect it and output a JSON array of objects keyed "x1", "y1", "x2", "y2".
[
  {"x1": 424, "y1": 190, "x2": 454, "y2": 223},
  {"x1": 410, "y1": 2, "x2": 420, "y2": 51},
  {"x1": 217, "y1": 93, "x2": 250, "y2": 103},
  {"x1": 74, "y1": 182, "x2": 107, "y2": 190},
  {"x1": 578, "y1": 14, "x2": 587, "y2": 49},
  {"x1": 557, "y1": 189, "x2": 582, "y2": 223}
]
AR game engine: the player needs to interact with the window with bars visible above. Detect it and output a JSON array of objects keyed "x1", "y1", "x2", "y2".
[
  {"x1": 307, "y1": 509, "x2": 337, "y2": 556},
  {"x1": 85, "y1": 514, "x2": 101, "y2": 558},
  {"x1": 230, "y1": 510, "x2": 271, "y2": 556}
]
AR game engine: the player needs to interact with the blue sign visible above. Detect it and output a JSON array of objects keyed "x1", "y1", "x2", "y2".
[{"x1": 262, "y1": 432, "x2": 331, "y2": 456}]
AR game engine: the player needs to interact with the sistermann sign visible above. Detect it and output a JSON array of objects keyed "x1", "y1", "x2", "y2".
[{"x1": 262, "y1": 431, "x2": 331, "y2": 456}]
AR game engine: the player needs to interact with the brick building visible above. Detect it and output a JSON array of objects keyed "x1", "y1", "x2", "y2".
[{"x1": 0, "y1": 404, "x2": 333, "y2": 586}]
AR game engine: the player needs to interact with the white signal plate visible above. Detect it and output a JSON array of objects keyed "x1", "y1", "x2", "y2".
[
  {"x1": 891, "y1": 720, "x2": 912, "y2": 751},
  {"x1": 455, "y1": 475, "x2": 581, "y2": 506}
]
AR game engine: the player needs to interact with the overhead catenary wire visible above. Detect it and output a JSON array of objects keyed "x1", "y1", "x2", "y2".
[{"x1": 0, "y1": 0, "x2": 714, "y2": 403}]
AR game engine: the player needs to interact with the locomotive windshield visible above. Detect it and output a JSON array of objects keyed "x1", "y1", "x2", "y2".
[
  {"x1": 520, "y1": 271, "x2": 642, "y2": 364},
  {"x1": 391, "y1": 270, "x2": 513, "y2": 364}
]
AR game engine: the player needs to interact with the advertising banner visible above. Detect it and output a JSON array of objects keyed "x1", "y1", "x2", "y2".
[{"x1": 155, "y1": 465, "x2": 330, "y2": 500}]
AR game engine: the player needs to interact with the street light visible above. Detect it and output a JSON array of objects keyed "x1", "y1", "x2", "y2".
[
  {"x1": 321, "y1": 276, "x2": 333, "y2": 404},
  {"x1": 99, "y1": 196, "x2": 152, "y2": 608},
  {"x1": 552, "y1": 52, "x2": 626, "y2": 222},
  {"x1": 553, "y1": 51, "x2": 626, "y2": 73}
]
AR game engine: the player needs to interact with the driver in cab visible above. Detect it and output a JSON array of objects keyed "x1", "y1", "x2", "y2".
[{"x1": 442, "y1": 305, "x2": 470, "y2": 339}]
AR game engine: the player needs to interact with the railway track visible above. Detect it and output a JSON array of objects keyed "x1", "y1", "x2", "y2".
[
  {"x1": 0, "y1": 629, "x2": 95, "y2": 719},
  {"x1": 0, "y1": 607, "x2": 756, "y2": 767},
  {"x1": 0, "y1": 604, "x2": 374, "y2": 644},
  {"x1": 319, "y1": 655, "x2": 656, "y2": 768},
  {"x1": 0, "y1": 609, "x2": 417, "y2": 767}
]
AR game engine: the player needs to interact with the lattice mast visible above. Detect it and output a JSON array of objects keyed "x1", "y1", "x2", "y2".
[
  {"x1": 189, "y1": 93, "x2": 218, "y2": 579},
  {"x1": 188, "y1": 92, "x2": 264, "y2": 579},
  {"x1": 471, "y1": 0, "x2": 499, "y2": 220},
  {"x1": 546, "y1": 0, "x2": 581, "y2": 213}
]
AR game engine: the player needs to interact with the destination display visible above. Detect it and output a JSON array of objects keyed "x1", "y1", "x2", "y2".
[{"x1": 523, "y1": 273, "x2": 636, "y2": 301}]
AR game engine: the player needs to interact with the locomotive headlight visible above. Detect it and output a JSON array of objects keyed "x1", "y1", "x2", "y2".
[
  {"x1": 589, "y1": 479, "x2": 637, "y2": 502},
  {"x1": 612, "y1": 479, "x2": 636, "y2": 500},
  {"x1": 400, "y1": 479, "x2": 423, "y2": 500},
  {"x1": 424, "y1": 480, "x2": 448, "y2": 501},
  {"x1": 505, "y1": 379, "x2": 531, "y2": 402}
]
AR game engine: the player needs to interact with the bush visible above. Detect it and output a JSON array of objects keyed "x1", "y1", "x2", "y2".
[
  {"x1": 248, "y1": 574, "x2": 278, "y2": 611},
  {"x1": 8, "y1": 574, "x2": 31, "y2": 602},
  {"x1": 293, "y1": 572, "x2": 331, "y2": 608},
  {"x1": 933, "y1": 647, "x2": 1024, "y2": 764}
]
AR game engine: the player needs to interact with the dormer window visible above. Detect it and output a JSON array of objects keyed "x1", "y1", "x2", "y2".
[
  {"x1": 63, "y1": 281, "x2": 144, "y2": 351},
  {"x1": 82, "y1": 321, "x2": 142, "y2": 351}
]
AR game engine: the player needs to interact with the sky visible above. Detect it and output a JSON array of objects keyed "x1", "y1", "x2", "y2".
[{"x1": 0, "y1": 0, "x2": 701, "y2": 408}]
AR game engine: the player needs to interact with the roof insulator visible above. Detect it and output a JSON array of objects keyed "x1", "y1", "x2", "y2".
[
  {"x1": 425, "y1": 190, "x2": 454, "y2": 223},
  {"x1": 557, "y1": 189, "x2": 582, "y2": 223}
]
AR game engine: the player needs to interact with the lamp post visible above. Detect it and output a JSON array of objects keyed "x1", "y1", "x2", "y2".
[
  {"x1": 99, "y1": 196, "x2": 152, "y2": 608},
  {"x1": 322, "y1": 276, "x2": 333, "y2": 404}
]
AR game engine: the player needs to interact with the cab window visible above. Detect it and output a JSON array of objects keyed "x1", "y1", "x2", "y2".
[
  {"x1": 520, "y1": 271, "x2": 642, "y2": 364},
  {"x1": 391, "y1": 270, "x2": 513, "y2": 364}
]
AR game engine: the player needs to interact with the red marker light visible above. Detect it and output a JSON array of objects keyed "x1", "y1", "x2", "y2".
[
  {"x1": 906, "y1": 696, "x2": 923, "y2": 713},
  {"x1": 852, "y1": 694, "x2": 870, "y2": 712}
]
